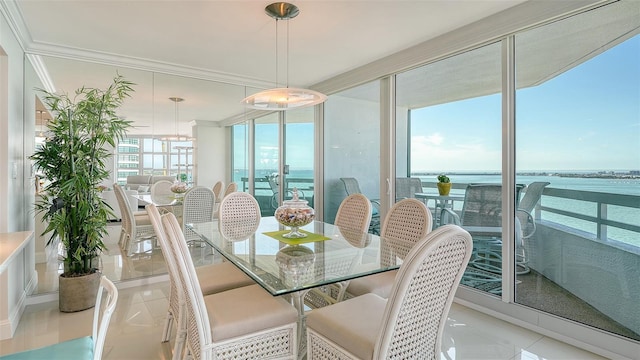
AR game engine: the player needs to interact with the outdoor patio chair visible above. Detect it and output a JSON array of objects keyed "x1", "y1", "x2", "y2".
[
  {"x1": 516, "y1": 181, "x2": 550, "y2": 239},
  {"x1": 440, "y1": 183, "x2": 529, "y2": 275},
  {"x1": 0, "y1": 275, "x2": 118, "y2": 360},
  {"x1": 306, "y1": 225, "x2": 472, "y2": 360},
  {"x1": 162, "y1": 212, "x2": 298, "y2": 360},
  {"x1": 146, "y1": 204, "x2": 254, "y2": 360},
  {"x1": 340, "y1": 177, "x2": 381, "y2": 235},
  {"x1": 395, "y1": 177, "x2": 423, "y2": 200},
  {"x1": 343, "y1": 198, "x2": 432, "y2": 300}
]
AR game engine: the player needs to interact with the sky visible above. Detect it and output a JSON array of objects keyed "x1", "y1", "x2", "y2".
[
  {"x1": 241, "y1": 33, "x2": 639, "y2": 174},
  {"x1": 410, "y1": 34, "x2": 639, "y2": 172}
]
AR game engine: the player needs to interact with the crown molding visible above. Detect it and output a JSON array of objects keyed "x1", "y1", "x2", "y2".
[
  {"x1": 1, "y1": 0, "x2": 273, "y2": 90},
  {"x1": 24, "y1": 41, "x2": 274, "y2": 90},
  {"x1": 0, "y1": 0, "x2": 31, "y2": 52}
]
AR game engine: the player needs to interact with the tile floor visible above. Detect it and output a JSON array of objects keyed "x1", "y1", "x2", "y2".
[
  {"x1": 0, "y1": 280, "x2": 608, "y2": 359},
  {"x1": 8, "y1": 221, "x2": 610, "y2": 359}
]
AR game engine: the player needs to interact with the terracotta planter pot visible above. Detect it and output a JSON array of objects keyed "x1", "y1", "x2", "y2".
[
  {"x1": 58, "y1": 271, "x2": 101, "y2": 312},
  {"x1": 437, "y1": 182, "x2": 452, "y2": 196}
]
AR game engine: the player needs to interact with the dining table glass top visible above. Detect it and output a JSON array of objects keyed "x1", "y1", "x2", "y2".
[{"x1": 187, "y1": 217, "x2": 399, "y2": 296}]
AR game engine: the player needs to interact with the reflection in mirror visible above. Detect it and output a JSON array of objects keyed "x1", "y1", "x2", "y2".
[{"x1": 29, "y1": 55, "x2": 252, "y2": 295}]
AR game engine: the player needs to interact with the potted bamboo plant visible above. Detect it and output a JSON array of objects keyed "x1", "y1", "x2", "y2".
[
  {"x1": 437, "y1": 174, "x2": 452, "y2": 196},
  {"x1": 31, "y1": 75, "x2": 134, "y2": 312}
]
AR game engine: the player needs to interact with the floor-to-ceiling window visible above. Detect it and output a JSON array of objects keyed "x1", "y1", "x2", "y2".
[
  {"x1": 396, "y1": 41, "x2": 504, "y2": 295},
  {"x1": 284, "y1": 107, "x2": 315, "y2": 208},
  {"x1": 514, "y1": 1, "x2": 640, "y2": 340},
  {"x1": 115, "y1": 137, "x2": 194, "y2": 185}
]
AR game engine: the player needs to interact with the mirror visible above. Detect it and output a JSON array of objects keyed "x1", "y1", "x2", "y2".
[{"x1": 26, "y1": 54, "x2": 255, "y2": 295}]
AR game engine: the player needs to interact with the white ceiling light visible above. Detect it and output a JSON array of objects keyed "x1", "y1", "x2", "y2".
[{"x1": 242, "y1": 2, "x2": 327, "y2": 111}]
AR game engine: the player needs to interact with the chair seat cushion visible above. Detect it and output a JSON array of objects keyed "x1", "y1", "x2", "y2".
[
  {"x1": 133, "y1": 213, "x2": 151, "y2": 226},
  {"x1": 204, "y1": 284, "x2": 298, "y2": 342},
  {"x1": 346, "y1": 269, "x2": 397, "y2": 298},
  {"x1": 0, "y1": 336, "x2": 93, "y2": 359},
  {"x1": 306, "y1": 293, "x2": 387, "y2": 360},
  {"x1": 196, "y1": 261, "x2": 255, "y2": 295}
]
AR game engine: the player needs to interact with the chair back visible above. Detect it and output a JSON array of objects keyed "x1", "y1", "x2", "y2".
[
  {"x1": 335, "y1": 193, "x2": 372, "y2": 236},
  {"x1": 340, "y1": 177, "x2": 362, "y2": 195},
  {"x1": 151, "y1": 180, "x2": 174, "y2": 204},
  {"x1": 374, "y1": 225, "x2": 472, "y2": 360},
  {"x1": 162, "y1": 213, "x2": 211, "y2": 360},
  {"x1": 223, "y1": 182, "x2": 238, "y2": 197},
  {"x1": 395, "y1": 177, "x2": 423, "y2": 199},
  {"x1": 92, "y1": 276, "x2": 119, "y2": 360},
  {"x1": 381, "y1": 198, "x2": 433, "y2": 264},
  {"x1": 518, "y1": 181, "x2": 550, "y2": 213},
  {"x1": 458, "y1": 183, "x2": 526, "y2": 227},
  {"x1": 113, "y1": 183, "x2": 133, "y2": 236},
  {"x1": 146, "y1": 204, "x2": 181, "y2": 340},
  {"x1": 182, "y1": 186, "x2": 215, "y2": 242},
  {"x1": 219, "y1": 192, "x2": 261, "y2": 241},
  {"x1": 212, "y1": 181, "x2": 225, "y2": 203}
]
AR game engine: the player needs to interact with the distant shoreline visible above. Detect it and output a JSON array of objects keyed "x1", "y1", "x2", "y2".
[{"x1": 411, "y1": 171, "x2": 640, "y2": 179}]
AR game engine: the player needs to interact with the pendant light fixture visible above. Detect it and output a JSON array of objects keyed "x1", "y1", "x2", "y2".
[
  {"x1": 242, "y1": 2, "x2": 327, "y2": 110},
  {"x1": 162, "y1": 97, "x2": 190, "y2": 141}
]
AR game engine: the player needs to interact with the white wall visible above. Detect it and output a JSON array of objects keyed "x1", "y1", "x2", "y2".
[
  {"x1": 323, "y1": 92, "x2": 380, "y2": 223},
  {"x1": 192, "y1": 120, "x2": 226, "y2": 190}
]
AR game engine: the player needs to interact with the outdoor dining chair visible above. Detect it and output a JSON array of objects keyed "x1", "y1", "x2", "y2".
[
  {"x1": 306, "y1": 225, "x2": 472, "y2": 360},
  {"x1": 146, "y1": 204, "x2": 255, "y2": 360},
  {"x1": 343, "y1": 198, "x2": 432, "y2": 300},
  {"x1": 440, "y1": 183, "x2": 529, "y2": 275},
  {"x1": 162, "y1": 212, "x2": 298, "y2": 360}
]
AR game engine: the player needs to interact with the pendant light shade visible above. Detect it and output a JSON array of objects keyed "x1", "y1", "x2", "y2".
[
  {"x1": 242, "y1": 2, "x2": 327, "y2": 111},
  {"x1": 243, "y1": 87, "x2": 327, "y2": 110}
]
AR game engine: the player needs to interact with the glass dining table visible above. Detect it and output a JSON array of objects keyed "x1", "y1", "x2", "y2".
[{"x1": 187, "y1": 217, "x2": 398, "y2": 309}]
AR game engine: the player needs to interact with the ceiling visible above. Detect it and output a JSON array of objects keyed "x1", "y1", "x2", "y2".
[{"x1": 10, "y1": 0, "x2": 529, "y2": 135}]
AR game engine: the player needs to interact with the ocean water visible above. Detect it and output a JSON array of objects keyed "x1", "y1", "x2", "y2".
[{"x1": 235, "y1": 170, "x2": 639, "y2": 247}]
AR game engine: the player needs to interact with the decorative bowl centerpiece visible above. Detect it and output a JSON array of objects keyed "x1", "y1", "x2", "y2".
[
  {"x1": 274, "y1": 188, "x2": 315, "y2": 238},
  {"x1": 170, "y1": 182, "x2": 188, "y2": 199}
]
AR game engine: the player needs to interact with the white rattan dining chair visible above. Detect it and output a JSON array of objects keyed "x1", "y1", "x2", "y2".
[
  {"x1": 223, "y1": 181, "x2": 238, "y2": 198},
  {"x1": 0, "y1": 275, "x2": 118, "y2": 360},
  {"x1": 343, "y1": 198, "x2": 433, "y2": 300},
  {"x1": 114, "y1": 183, "x2": 155, "y2": 255},
  {"x1": 340, "y1": 177, "x2": 381, "y2": 235},
  {"x1": 212, "y1": 181, "x2": 225, "y2": 203},
  {"x1": 212, "y1": 180, "x2": 225, "y2": 218},
  {"x1": 146, "y1": 204, "x2": 255, "y2": 360},
  {"x1": 306, "y1": 224, "x2": 472, "y2": 360},
  {"x1": 151, "y1": 179, "x2": 174, "y2": 204},
  {"x1": 161, "y1": 212, "x2": 298, "y2": 360},
  {"x1": 218, "y1": 192, "x2": 261, "y2": 241},
  {"x1": 182, "y1": 186, "x2": 216, "y2": 244},
  {"x1": 305, "y1": 194, "x2": 373, "y2": 307}
]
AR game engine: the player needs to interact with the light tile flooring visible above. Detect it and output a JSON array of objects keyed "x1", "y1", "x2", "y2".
[
  {"x1": 0, "y1": 280, "x2": 608, "y2": 360},
  {"x1": 5, "y1": 222, "x2": 609, "y2": 359}
]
